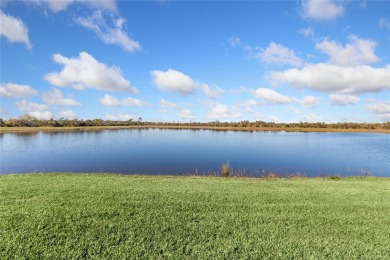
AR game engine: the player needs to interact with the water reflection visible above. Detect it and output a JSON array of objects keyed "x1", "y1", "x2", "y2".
[{"x1": 0, "y1": 129, "x2": 389, "y2": 176}]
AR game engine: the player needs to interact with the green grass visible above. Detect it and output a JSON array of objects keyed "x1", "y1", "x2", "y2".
[{"x1": 1, "y1": 174, "x2": 390, "y2": 259}]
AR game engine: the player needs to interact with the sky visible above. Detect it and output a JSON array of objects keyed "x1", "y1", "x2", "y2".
[{"x1": 0, "y1": 0, "x2": 389, "y2": 123}]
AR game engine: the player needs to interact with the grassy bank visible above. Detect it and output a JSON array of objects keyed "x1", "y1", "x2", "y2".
[
  {"x1": 1, "y1": 174, "x2": 389, "y2": 259},
  {"x1": 1, "y1": 125, "x2": 389, "y2": 133}
]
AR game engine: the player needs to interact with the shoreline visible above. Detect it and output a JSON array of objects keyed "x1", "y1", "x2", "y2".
[
  {"x1": 1, "y1": 125, "x2": 389, "y2": 134},
  {"x1": 1, "y1": 172, "x2": 388, "y2": 179}
]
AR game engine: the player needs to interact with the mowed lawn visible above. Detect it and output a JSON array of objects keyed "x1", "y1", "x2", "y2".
[{"x1": 1, "y1": 174, "x2": 389, "y2": 259}]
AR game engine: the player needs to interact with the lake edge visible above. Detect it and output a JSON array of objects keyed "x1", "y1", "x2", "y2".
[{"x1": 1, "y1": 125, "x2": 389, "y2": 134}]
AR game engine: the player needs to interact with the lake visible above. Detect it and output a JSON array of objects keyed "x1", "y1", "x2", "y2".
[{"x1": 1, "y1": 129, "x2": 389, "y2": 176}]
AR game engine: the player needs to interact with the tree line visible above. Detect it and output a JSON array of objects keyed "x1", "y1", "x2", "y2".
[{"x1": 1, "y1": 114, "x2": 389, "y2": 130}]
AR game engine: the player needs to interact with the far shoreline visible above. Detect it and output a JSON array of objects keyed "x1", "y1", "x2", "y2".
[{"x1": 1, "y1": 125, "x2": 389, "y2": 134}]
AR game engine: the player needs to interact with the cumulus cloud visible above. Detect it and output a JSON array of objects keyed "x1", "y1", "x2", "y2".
[
  {"x1": 251, "y1": 88, "x2": 320, "y2": 108},
  {"x1": 258, "y1": 42, "x2": 303, "y2": 66},
  {"x1": 159, "y1": 99, "x2": 195, "y2": 119},
  {"x1": 16, "y1": 99, "x2": 48, "y2": 112},
  {"x1": 207, "y1": 103, "x2": 241, "y2": 120},
  {"x1": 151, "y1": 69, "x2": 198, "y2": 95},
  {"x1": 178, "y1": 109, "x2": 195, "y2": 119},
  {"x1": 0, "y1": 83, "x2": 38, "y2": 98},
  {"x1": 100, "y1": 94, "x2": 145, "y2": 107},
  {"x1": 0, "y1": 10, "x2": 32, "y2": 49},
  {"x1": 301, "y1": 0, "x2": 344, "y2": 21},
  {"x1": 45, "y1": 52, "x2": 138, "y2": 93},
  {"x1": 76, "y1": 11, "x2": 141, "y2": 53},
  {"x1": 29, "y1": 111, "x2": 53, "y2": 120},
  {"x1": 228, "y1": 36, "x2": 241, "y2": 47},
  {"x1": 151, "y1": 69, "x2": 223, "y2": 98},
  {"x1": 105, "y1": 114, "x2": 132, "y2": 121},
  {"x1": 270, "y1": 64, "x2": 390, "y2": 94},
  {"x1": 237, "y1": 99, "x2": 262, "y2": 114},
  {"x1": 16, "y1": 99, "x2": 52, "y2": 119},
  {"x1": 294, "y1": 96, "x2": 321, "y2": 108},
  {"x1": 201, "y1": 84, "x2": 224, "y2": 99},
  {"x1": 42, "y1": 88, "x2": 80, "y2": 106},
  {"x1": 367, "y1": 101, "x2": 390, "y2": 114},
  {"x1": 366, "y1": 101, "x2": 390, "y2": 122},
  {"x1": 252, "y1": 88, "x2": 292, "y2": 104},
  {"x1": 316, "y1": 35, "x2": 379, "y2": 66},
  {"x1": 30, "y1": 0, "x2": 117, "y2": 13},
  {"x1": 58, "y1": 109, "x2": 78, "y2": 119},
  {"x1": 329, "y1": 94, "x2": 360, "y2": 106}
]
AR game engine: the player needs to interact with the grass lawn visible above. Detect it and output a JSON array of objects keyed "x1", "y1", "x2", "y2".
[{"x1": 1, "y1": 174, "x2": 389, "y2": 259}]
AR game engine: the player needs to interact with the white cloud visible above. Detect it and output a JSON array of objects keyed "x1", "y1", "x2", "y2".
[
  {"x1": 367, "y1": 101, "x2": 390, "y2": 114},
  {"x1": 58, "y1": 109, "x2": 78, "y2": 119},
  {"x1": 316, "y1": 35, "x2": 379, "y2": 66},
  {"x1": 16, "y1": 99, "x2": 48, "y2": 112},
  {"x1": 151, "y1": 69, "x2": 223, "y2": 98},
  {"x1": 16, "y1": 99, "x2": 52, "y2": 119},
  {"x1": 237, "y1": 99, "x2": 262, "y2": 114},
  {"x1": 379, "y1": 17, "x2": 390, "y2": 30},
  {"x1": 270, "y1": 64, "x2": 390, "y2": 94},
  {"x1": 198, "y1": 99, "x2": 217, "y2": 108},
  {"x1": 251, "y1": 88, "x2": 320, "y2": 108},
  {"x1": 376, "y1": 114, "x2": 390, "y2": 122},
  {"x1": 329, "y1": 94, "x2": 360, "y2": 106},
  {"x1": 151, "y1": 69, "x2": 198, "y2": 95},
  {"x1": 76, "y1": 11, "x2": 141, "y2": 53},
  {"x1": 160, "y1": 99, "x2": 180, "y2": 110},
  {"x1": 299, "y1": 26, "x2": 315, "y2": 38},
  {"x1": 239, "y1": 99, "x2": 261, "y2": 108},
  {"x1": 0, "y1": 10, "x2": 32, "y2": 49},
  {"x1": 100, "y1": 94, "x2": 145, "y2": 107},
  {"x1": 289, "y1": 107, "x2": 302, "y2": 115},
  {"x1": 294, "y1": 96, "x2": 321, "y2": 108},
  {"x1": 159, "y1": 99, "x2": 195, "y2": 119},
  {"x1": 45, "y1": 52, "x2": 138, "y2": 93},
  {"x1": 302, "y1": 113, "x2": 324, "y2": 122},
  {"x1": 258, "y1": 42, "x2": 303, "y2": 66},
  {"x1": 201, "y1": 84, "x2": 224, "y2": 99},
  {"x1": 178, "y1": 109, "x2": 195, "y2": 119},
  {"x1": 30, "y1": 0, "x2": 117, "y2": 13},
  {"x1": 228, "y1": 36, "x2": 241, "y2": 47},
  {"x1": 29, "y1": 111, "x2": 52, "y2": 120},
  {"x1": 0, "y1": 83, "x2": 38, "y2": 98},
  {"x1": 207, "y1": 103, "x2": 241, "y2": 120},
  {"x1": 42, "y1": 88, "x2": 80, "y2": 106},
  {"x1": 301, "y1": 0, "x2": 344, "y2": 21},
  {"x1": 105, "y1": 114, "x2": 132, "y2": 121},
  {"x1": 366, "y1": 101, "x2": 390, "y2": 122},
  {"x1": 227, "y1": 86, "x2": 251, "y2": 95},
  {"x1": 252, "y1": 88, "x2": 292, "y2": 104}
]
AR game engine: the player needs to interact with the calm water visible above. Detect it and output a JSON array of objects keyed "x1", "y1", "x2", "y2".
[{"x1": 1, "y1": 129, "x2": 389, "y2": 176}]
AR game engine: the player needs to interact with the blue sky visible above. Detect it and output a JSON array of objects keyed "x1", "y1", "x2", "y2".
[{"x1": 1, "y1": 0, "x2": 389, "y2": 122}]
